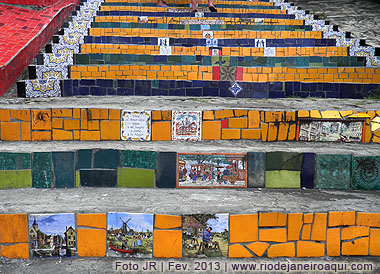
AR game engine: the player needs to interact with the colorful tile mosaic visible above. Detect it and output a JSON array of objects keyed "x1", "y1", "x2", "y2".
[
  {"x1": 36, "y1": 66, "x2": 68, "y2": 80},
  {"x1": 25, "y1": 80, "x2": 61, "y2": 98},
  {"x1": 172, "y1": 111, "x2": 202, "y2": 141}
]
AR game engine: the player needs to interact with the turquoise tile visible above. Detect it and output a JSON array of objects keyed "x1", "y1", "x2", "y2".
[
  {"x1": 32, "y1": 152, "x2": 52, "y2": 188},
  {"x1": 76, "y1": 149, "x2": 93, "y2": 170},
  {"x1": 93, "y1": 149, "x2": 120, "y2": 169},
  {"x1": 53, "y1": 152, "x2": 75, "y2": 188},
  {"x1": 352, "y1": 156, "x2": 380, "y2": 190},
  {"x1": 314, "y1": 154, "x2": 351, "y2": 189},
  {"x1": 121, "y1": 150, "x2": 157, "y2": 169},
  {"x1": 0, "y1": 152, "x2": 30, "y2": 170}
]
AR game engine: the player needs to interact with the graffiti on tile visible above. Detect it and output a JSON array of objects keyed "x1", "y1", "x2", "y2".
[
  {"x1": 107, "y1": 213, "x2": 153, "y2": 258},
  {"x1": 121, "y1": 111, "x2": 151, "y2": 141},
  {"x1": 178, "y1": 153, "x2": 247, "y2": 188},
  {"x1": 298, "y1": 120, "x2": 363, "y2": 142},
  {"x1": 182, "y1": 214, "x2": 229, "y2": 258},
  {"x1": 29, "y1": 213, "x2": 76, "y2": 258},
  {"x1": 172, "y1": 111, "x2": 202, "y2": 141}
]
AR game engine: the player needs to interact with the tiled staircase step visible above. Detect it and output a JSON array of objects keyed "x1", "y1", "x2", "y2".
[{"x1": 28, "y1": 66, "x2": 69, "y2": 80}]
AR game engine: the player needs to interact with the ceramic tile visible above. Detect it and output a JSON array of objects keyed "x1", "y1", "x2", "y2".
[
  {"x1": 52, "y1": 152, "x2": 75, "y2": 188},
  {"x1": 121, "y1": 150, "x2": 157, "y2": 170},
  {"x1": 255, "y1": 39, "x2": 266, "y2": 48},
  {"x1": 159, "y1": 46, "x2": 172, "y2": 55},
  {"x1": 182, "y1": 214, "x2": 228, "y2": 258},
  {"x1": 36, "y1": 66, "x2": 68, "y2": 80},
  {"x1": 315, "y1": 154, "x2": 351, "y2": 189},
  {"x1": 158, "y1": 38, "x2": 170, "y2": 47},
  {"x1": 247, "y1": 152, "x2": 265, "y2": 188},
  {"x1": 0, "y1": 170, "x2": 31, "y2": 188},
  {"x1": 76, "y1": 149, "x2": 93, "y2": 170},
  {"x1": 266, "y1": 152, "x2": 303, "y2": 171},
  {"x1": 156, "y1": 152, "x2": 177, "y2": 188},
  {"x1": 44, "y1": 52, "x2": 73, "y2": 67},
  {"x1": 352, "y1": 156, "x2": 380, "y2": 190},
  {"x1": 93, "y1": 149, "x2": 120, "y2": 169},
  {"x1": 178, "y1": 153, "x2": 247, "y2": 188},
  {"x1": 29, "y1": 213, "x2": 76, "y2": 258},
  {"x1": 219, "y1": 66, "x2": 237, "y2": 82},
  {"x1": 138, "y1": 16, "x2": 148, "y2": 23},
  {"x1": 265, "y1": 170, "x2": 301, "y2": 188},
  {"x1": 301, "y1": 153, "x2": 315, "y2": 189},
  {"x1": 52, "y1": 44, "x2": 80, "y2": 55},
  {"x1": 229, "y1": 82, "x2": 243, "y2": 97},
  {"x1": 0, "y1": 152, "x2": 30, "y2": 170},
  {"x1": 79, "y1": 170, "x2": 117, "y2": 187},
  {"x1": 25, "y1": 80, "x2": 61, "y2": 98},
  {"x1": 121, "y1": 111, "x2": 151, "y2": 141},
  {"x1": 172, "y1": 111, "x2": 202, "y2": 141},
  {"x1": 264, "y1": 47, "x2": 276, "y2": 57},
  {"x1": 107, "y1": 213, "x2": 153, "y2": 258},
  {"x1": 117, "y1": 168, "x2": 155, "y2": 188},
  {"x1": 32, "y1": 152, "x2": 52, "y2": 188},
  {"x1": 203, "y1": 31, "x2": 213, "y2": 39}
]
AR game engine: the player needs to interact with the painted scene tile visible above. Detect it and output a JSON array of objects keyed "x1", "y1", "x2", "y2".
[
  {"x1": 182, "y1": 214, "x2": 229, "y2": 258},
  {"x1": 121, "y1": 111, "x2": 151, "y2": 141},
  {"x1": 172, "y1": 111, "x2": 202, "y2": 141},
  {"x1": 29, "y1": 213, "x2": 76, "y2": 258},
  {"x1": 107, "y1": 213, "x2": 153, "y2": 258},
  {"x1": 178, "y1": 153, "x2": 247, "y2": 188}
]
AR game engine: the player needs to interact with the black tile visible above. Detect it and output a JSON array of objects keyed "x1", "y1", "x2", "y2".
[
  {"x1": 80, "y1": 169, "x2": 117, "y2": 187},
  {"x1": 156, "y1": 152, "x2": 176, "y2": 188}
]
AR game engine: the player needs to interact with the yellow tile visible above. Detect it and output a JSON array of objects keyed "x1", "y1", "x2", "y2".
[
  {"x1": 267, "y1": 243, "x2": 295, "y2": 258},
  {"x1": 328, "y1": 211, "x2": 356, "y2": 227},
  {"x1": 311, "y1": 213, "x2": 327, "y2": 241},
  {"x1": 341, "y1": 226, "x2": 369, "y2": 240},
  {"x1": 288, "y1": 213, "x2": 303, "y2": 241},
  {"x1": 0, "y1": 243, "x2": 29, "y2": 259},
  {"x1": 342, "y1": 237, "x2": 369, "y2": 256},
  {"x1": 327, "y1": 228, "x2": 340, "y2": 256},
  {"x1": 259, "y1": 228, "x2": 287, "y2": 242}
]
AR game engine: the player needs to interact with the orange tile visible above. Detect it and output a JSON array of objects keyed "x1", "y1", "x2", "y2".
[
  {"x1": 234, "y1": 109, "x2": 248, "y2": 117},
  {"x1": 77, "y1": 229, "x2": 106, "y2": 257},
  {"x1": 341, "y1": 226, "x2": 369, "y2": 240},
  {"x1": 288, "y1": 213, "x2": 303, "y2": 241},
  {"x1": 0, "y1": 243, "x2": 29, "y2": 259},
  {"x1": 296, "y1": 241, "x2": 325, "y2": 257},
  {"x1": 88, "y1": 109, "x2": 108, "y2": 120},
  {"x1": 0, "y1": 214, "x2": 28, "y2": 243},
  {"x1": 228, "y1": 118, "x2": 247, "y2": 128},
  {"x1": 259, "y1": 228, "x2": 287, "y2": 242},
  {"x1": 81, "y1": 109, "x2": 88, "y2": 130},
  {"x1": 52, "y1": 109, "x2": 72, "y2": 118},
  {"x1": 161, "y1": 111, "x2": 172, "y2": 121},
  {"x1": 155, "y1": 214, "x2": 181, "y2": 229},
  {"x1": 297, "y1": 110, "x2": 310, "y2": 118},
  {"x1": 80, "y1": 131, "x2": 100, "y2": 141},
  {"x1": 0, "y1": 109, "x2": 10, "y2": 121},
  {"x1": 261, "y1": 123, "x2": 268, "y2": 141},
  {"x1": 277, "y1": 123, "x2": 289, "y2": 141},
  {"x1": 342, "y1": 237, "x2": 369, "y2": 256},
  {"x1": 311, "y1": 213, "x2": 327, "y2": 241},
  {"x1": 153, "y1": 230, "x2": 182, "y2": 258},
  {"x1": 32, "y1": 131, "x2": 51, "y2": 141},
  {"x1": 267, "y1": 123, "x2": 278, "y2": 142},
  {"x1": 259, "y1": 213, "x2": 287, "y2": 227},
  {"x1": 73, "y1": 109, "x2": 80, "y2": 119},
  {"x1": 152, "y1": 111, "x2": 162, "y2": 120},
  {"x1": 328, "y1": 211, "x2": 356, "y2": 227},
  {"x1": 10, "y1": 110, "x2": 30, "y2": 121},
  {"x1": 100, "y1": 121, "x2": 120, "y2": 140},
  {"x1": 152, "y1": 121, "x2": 171, "y2": 141},
  {"x1": 267, "y1": 243, "x2": 295, "y2": 258},
  {"x1": 265, "y1": 111, "x2": 285, "y2": 122},
  {"x1": 109, "y1": 109, "x2": 121, "y2": 120},
  {"x1": 327, "y1": 228, "x2": 340, "y2": 256},
  {"x1": 214, "y1": 109, "x2": 234, "y2": 120},
  {"x1": 202, "y1": 121, "x2": 221, "y2": 140},
  {"x1": 31, "y1": 110, "x2": 51, "y2": 130},
  {"x1": 230, "y1": 214, "x2": 258, "y2": 243},
  {"x1": 301, "y1": 224, "x2": 311, "y2": 240},
  {"x1": 228, "y1": 244, "x2": 253, "y2": 258},
  {"x1": 52, "y1": 129, "x2": 73, "y2": 141},
  {"x1": 222, "y1": 128, "x2": 240, "y2": 139},
  {"x1": 370, "y1": 228, "x2": 380, "y2": 256},
  {"x1": 248, "y1": 110, "x2": 260, "y2": 128},
  {"x1": 20, "y1": 122, "x2": 31, "y2": 141},
  {"x1": 245, "y1": 242, "x2": 269, "y2": 257},
  {"x1": 77, "y1": 214, "x2": 106, "y2": 229},
  {"x1": 52, "y1": 118, "x2": 63, "y2": 129},
  {"x1": 0, "y1": 122, "x2": 20, "y2": 141},
  {"x1": 288, "y1": 124, "x2": 296, "y2": 140},
  {"x1": 203, "y1": 111, "x2": 214, "y2": 120},
  {"x1": 64, "y1": 119, "x2": 80, "y2": 130},
  {"x1": 356, "y1": 212, "x2": 380, "y2": 227},
  {"x1": 88, "y1": 121, "x2": 99, "y2": 131},
  {"x1": 241, "y1": 129, "x2": 261, "y2": 139},
  {"x1": 303, "y1": 213, "x2": 313, "y2": 224}
]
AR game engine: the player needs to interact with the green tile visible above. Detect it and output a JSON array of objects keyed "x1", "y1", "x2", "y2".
[
  {"x1": 32, "y1": 152, "x2": 52, "y2": 188},
  {"x1": 121, "y1": 150, "x2": 157, "y2": 169},
  {"x1": 0, "y1": 152, "x2": 30, "y2": 170},
  {"x1": 117, "y1": 168, "x2": 155, "y2": 188},
  {"x1": 314, "y1": 154, "x2": 351, "y2": 189},
  {"x1": 76, "y1": 171, "x2": 80, "y2": 188},
  {"x1": 265, "y1": 170, "x2": 301, "y2": 188},
  {"x1": 0, "y1": 170, "x2": 31, "y2": 188},
  {"x1": 266, "y1": 152, "x2": 303, "y2": 171},
  {"x1": 352, "y1": 156, "x2": 380, "y2": 190}
]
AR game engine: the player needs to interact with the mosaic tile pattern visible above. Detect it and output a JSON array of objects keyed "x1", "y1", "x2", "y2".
[
  {"x1": 25, "y1": 80, "x2": 61, "y2": 98},
  {"x1": 36, "y1": 66, "x2": 68, "y2": 80}
]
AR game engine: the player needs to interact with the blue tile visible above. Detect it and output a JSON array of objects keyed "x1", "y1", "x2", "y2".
[
  {"x1": 135, "y1": 80, "x2": 151, "y2": 96},
  {"x1": 97, "y1": 79, "x2": 113, "y2": 88},
  {"x1": 62, "y1": 80, "x2": 73, "y2": 97},
  {"x1": 203, "y1": 87, "x2": 219, "y2": 96},
  {"x1": 90, "y1": 86, "x2": 106, "y2": 96},
  {"x1": 186, "y1": 88, "x2": 202, "y2": 96},
  {"x1": 152, "y1": 88, "x2": 169, "y2": 96},
  {"x1": 107, "y1": 88, "x2": 117, "y2": 95},
  {"x1": 301, "y1": 153, "x2": 315, "y2": 189},
  {"x1": 169, "y1": 88, "x2": 186, "y2": 96}
]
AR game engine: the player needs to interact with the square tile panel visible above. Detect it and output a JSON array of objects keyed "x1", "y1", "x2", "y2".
[
  {"x1": 219, "y1": 66, "x2": 237, "y2": 82},
  {"x1": 158, "y1": 38, "x2": 170, "y2": 47},
  {"x1": 172, "y1": 111, "x2": 202, "y2": 141},
  {"x1": 36, "y1": 66, "x2": 68, "y2": 80},
  {"x1": 29, "y1": 213, "x2": 76, "y2": 258},
  {"x1": 255, "y1": 39, "x2": 266, "y2": 48},
  {"x1": 264, "y1": 47, "x2": 276, "y2": 57},
  {"x1": 159, "y1": 46, "x2": 172, "y2": 55},
  {"x1": 107, "y1": 213, "x2": 153, "y2": 258},
  {"x1": 352, "y1": 156, "x2": 380, "y2": 190},
  {"x1": 26, "y1": 80, "x2": 61, "y2": 97},
  {"x1": 182, "y1": 214, "x2": 229, "y2": 258},
  {"x1": 203, "y1": 31, "x2": 213, "y2": 39},
  {"x1": 139, "y1": 16, "x2": 148, "y2": 23},
  {"x1": 121, "y1": 111, "x2": 151, "y2": 141}
]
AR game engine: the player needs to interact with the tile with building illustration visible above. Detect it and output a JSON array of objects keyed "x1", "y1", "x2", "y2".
[
  {"x1": 106, "y1": 213, "x2": 153, "y2": 258},
  {"x1": 178, "y1": 153, "x2": 247, "y2": 188},
  {"x1": 121, "y1": 111, "x2": 151, "y2": 141},
  {"x1": 172, "y1": 111, "x2": 202, "y2": 141},
  {"x1": 28, "y1": 213, "x2": 76, "y2": 258},
  {"x1": 182, "y1": 214, "x2": 229, "y2": 258}
]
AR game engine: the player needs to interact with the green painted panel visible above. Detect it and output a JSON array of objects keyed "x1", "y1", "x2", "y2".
[
  {"x1": 118, "y1": 168, "x2": 155, "y2": 188},
  {"x1": 0, "y1": 152, "x2": 30, "y2": 170},
  {"x1": 0, "y1": 170, "x2": 31, "y2": 188},
  {"x1": 265, "y1": 170, "x2": 301, "y2": 188},
  {"x1": 314, "y1": 154, "x2": 351, "y2": 189},
  {"x1": 32, "y1": 152, "x2": 52, "y2": 188},
  {"x1": 121, "y1": 150, "x2": 157, "y2": 170}
]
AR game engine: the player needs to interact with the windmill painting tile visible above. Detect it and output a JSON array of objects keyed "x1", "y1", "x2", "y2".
[{"x1": 106, "y1": 213, "x2": 153, "y2": 257}]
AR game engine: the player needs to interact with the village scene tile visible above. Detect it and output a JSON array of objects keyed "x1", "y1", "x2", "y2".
[
  {"x1": 28, "y1": 213, "x2": 76, "y2": 258},
  {"x1": 182, "y1": 214, "x2": 229, "y2": 258},
  {"x1": 121, "y1": 111, "x2": 151, "y2": 141},
  {"x1": 178, "y1": 153, "x2": 247, "y2": 188},
  {"x1": 172, "y1": 111, "x2": 202, "y2": 141},
  {"x1": 106, "y1": 213, "x2": 153, "y2": 258}
]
